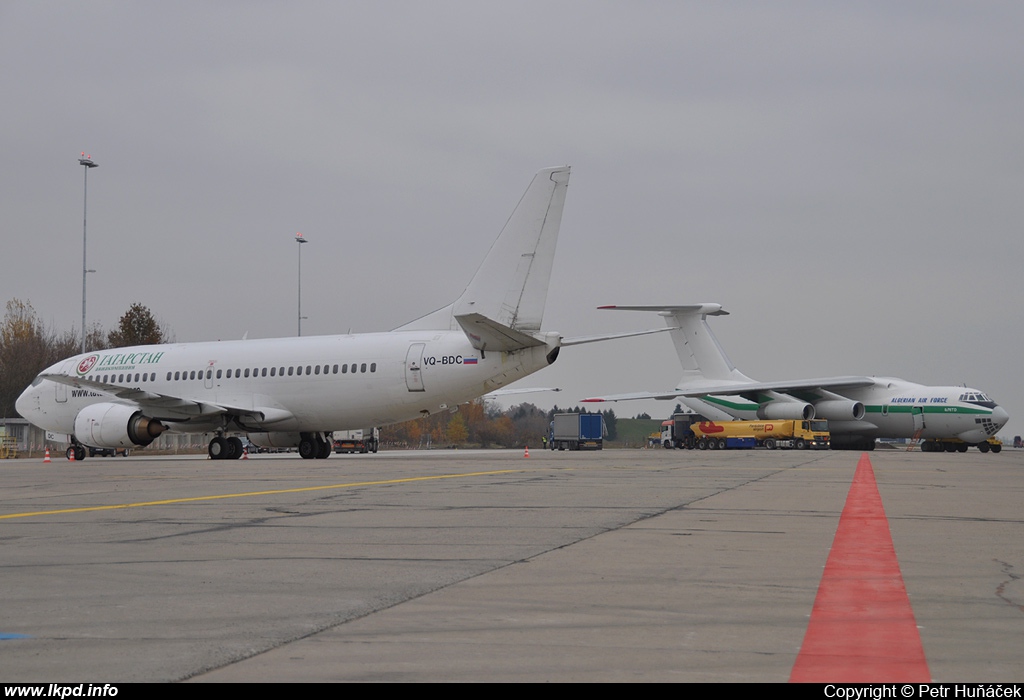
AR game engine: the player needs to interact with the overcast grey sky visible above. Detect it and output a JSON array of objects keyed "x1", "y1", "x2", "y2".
[{"x1": 2, "y1": 2, "x2": 1022, "y2": 436}]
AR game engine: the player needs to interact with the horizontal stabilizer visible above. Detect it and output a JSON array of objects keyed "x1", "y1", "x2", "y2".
[{"x1": 455, "y1": 313, "x2": 546, "y2": 353}]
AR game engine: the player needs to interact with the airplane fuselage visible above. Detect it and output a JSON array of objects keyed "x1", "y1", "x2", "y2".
[
  {"x1": 17, "y1": 330, "x2": 555, "y2": 441},
  {"x1": 684, "y1": 377, "x2": 1006, "y2": 444}
]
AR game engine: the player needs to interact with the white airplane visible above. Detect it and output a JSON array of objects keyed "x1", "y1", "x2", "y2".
[
  {"x1": 581, "y1": 304, "x2": 1010, "y2": 453},
  {"x1": 16, "y1": 166, "x2": 664, "y2": 461}
]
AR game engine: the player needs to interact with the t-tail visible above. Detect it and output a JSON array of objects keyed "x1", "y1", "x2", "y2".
[{"x1": 599, "y1": 304, "x2": 753, "y2": 387}]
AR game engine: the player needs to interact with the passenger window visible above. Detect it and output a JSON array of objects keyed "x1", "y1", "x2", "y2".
[
  {"x1": 244, "y1": 368, "x2": 250, "y2": 378},
  {"x1": 270, "y1": 367, "x2": 276, "y2": 377},
  {"x1": 332, "y1": 364, "x2": 338, "y2": 374},
  {"x1": 370, "y1": 363, "x2": 376, "y2": 372},
  {"x1": 315, "y1": 365, "x2": 321, "y2": 375},
  {"x1": 166, "y1": 372, "x2": 172, "y2": 381},
  {"x1": 306, "y1": 365, "x2": 311, "y2": 375},
  {"x1": 216, "y1": 369, "x2": 222, "y2": 379},
  {"x1": 361, "y1": 363, "x2": 367, "y2": 373},
  {"x1": 261, "y1": 368, "x2": 267, "y2": 377},
  {"x1": 342, "y1": 364, "x2": 347, "y2": 374},
  {"x1": 206, "y1": 369, "x2": 212, "y2": 379}
]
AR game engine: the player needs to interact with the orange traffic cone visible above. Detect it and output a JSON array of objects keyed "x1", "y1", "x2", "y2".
[
  {"x1": 242, "y1": 447, "x2": 249, "y2": 460},
  {"x1": 68, "y1": 447, "x2": 75, "y2": 462},
  {"x1": 524, "y1": 445, "x2": 530, "y2": 458},
  {"x1": 43, "y1": 448, "x2": 51, "y2": 463}
]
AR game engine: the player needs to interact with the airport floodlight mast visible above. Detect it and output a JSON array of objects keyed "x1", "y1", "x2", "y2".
[
  {"x1": 295, "y1": 232, "x2": 308, "y2": 336},
  {"x1": 79, "y1": 153, "x2": 98, "y2": 353}
]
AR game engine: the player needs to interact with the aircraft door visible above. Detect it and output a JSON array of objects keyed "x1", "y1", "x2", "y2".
[
  {"x1": 55, "y1": 360, "x2": 76, "y2": 403},
  {"x1": 405, "y1": 343, "x2": 425, "y2": 392},
  {"x1": 204, "y1": 365, "x2": 214, "y2": 390},
  {"x1": 912, "y1": 406, "x2": 925, "y2": 432}
]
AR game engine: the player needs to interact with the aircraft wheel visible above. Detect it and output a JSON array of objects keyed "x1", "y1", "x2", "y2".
[
  {"x1": 978, "y1": 442, "x2": 990, "y2": 453},
  {"x1": 944, "y1": 442, "x2": 957, "y2": 453},
  {"x1": 227, "y1": 437, "x2": 243, "y2": 459},
  {"x1": 209, "y1": 437, "x2": 228, "y2": 460},
  {"x1": 991, "y1": 444, "x2": 1002, "y2": 454},
  {"x1": 120, "y1": 449, "x2": 130, "y2": 457},
  {"x1": 957, "y1": 443, "x2": 969, "y2": 453},
  {"x1": 316, "y1": 440, "x2": 332, "y2": 459},
  {"x1": 299, "y1": 437, "x2": 318, "y2": 459}
]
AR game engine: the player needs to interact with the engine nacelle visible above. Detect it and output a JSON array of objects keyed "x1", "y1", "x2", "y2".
[
  {"x1": 756, "y1": 401, "x2": 815, "y2": 420},
  {"x1": 812, "y1": 399, "x2": 865, "y2": 421},
  {"x1": 248, "y1": 432, "x2": 301, "y2": 449},
  {"x1": 73, "y1": 402, "x2": 166, "y2": 448}
]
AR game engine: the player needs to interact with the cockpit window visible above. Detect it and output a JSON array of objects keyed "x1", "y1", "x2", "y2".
[{"x1": 31, "y1": 376, "x2": 43, "y2": 387}]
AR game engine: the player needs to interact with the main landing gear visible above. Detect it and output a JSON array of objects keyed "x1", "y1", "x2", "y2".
[
  {"x1": 208, "y1": 436, "x2": 244, "y2": 460},
  {"x1": 299, "y1": 432, "x2": 332, "y2": 460}
]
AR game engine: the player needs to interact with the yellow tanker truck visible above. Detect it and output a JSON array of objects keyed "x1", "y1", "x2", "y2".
[{"x1": 662, "y1": 414, "x2": 830, "y2": 450}]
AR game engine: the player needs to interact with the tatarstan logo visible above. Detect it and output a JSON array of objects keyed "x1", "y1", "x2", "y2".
[{"x1": 76, "y1": 355, "x2": 99, "y2": 375}]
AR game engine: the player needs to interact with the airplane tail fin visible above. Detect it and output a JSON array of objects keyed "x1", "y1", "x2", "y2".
[
  {"x1": 599, "y1": 304, "x2": 753, "y2": 384},
  {"x1": 397, "y1": 166, "x2": 570, "y2": 333}
]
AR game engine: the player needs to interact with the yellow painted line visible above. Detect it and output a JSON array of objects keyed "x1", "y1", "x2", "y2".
[{"x1": 0, "y1": 469, "x2": 525, "y2": 521}]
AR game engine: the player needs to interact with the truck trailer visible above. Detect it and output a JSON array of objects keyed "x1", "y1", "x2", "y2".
[
  {"x1": 332, "y1": 428, "x2": 380, "y2": 454},
  {"x1": 549, "y1": 413, "x2": 605, "y2": 451},
  {"x1": 664, "y1": 418, "x2": 830, "y2": 450}
]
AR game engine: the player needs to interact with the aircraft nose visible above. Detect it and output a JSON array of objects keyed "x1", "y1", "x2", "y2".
[
  {"x1": 14, "y1": 383, "x2": 36, "y2": 419},
  {"x1": 14, "y1": 380, "x2": 40, "y2": 417},
  {"x1": 992, "y1": 405, "x2": 1010, "y2": 429}
]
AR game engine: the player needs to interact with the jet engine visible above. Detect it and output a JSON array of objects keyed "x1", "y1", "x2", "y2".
[
  {"x1": 757, "y1": 402, "x2": 814, "y2": 420},
  {"x1": 73, "y1": 403, "x2": 167, "y2": 448},
  {"x1": 811, "y1": 399, "x2": 865, "y2": 421},
  {"x1": 754, "y1": 391, "x2": 814, "y2": 420}
]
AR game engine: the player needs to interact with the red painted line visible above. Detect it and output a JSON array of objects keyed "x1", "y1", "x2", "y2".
[{"x1": 790, "y1": 453, "x2": 930, "y2": 682}]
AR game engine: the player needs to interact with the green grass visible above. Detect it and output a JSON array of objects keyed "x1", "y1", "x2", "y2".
[{"x1": 607, "y1": 418, "x2": 663, "y2": 448}]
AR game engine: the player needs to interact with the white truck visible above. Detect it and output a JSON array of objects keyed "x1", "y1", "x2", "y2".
[{"x1": 332, "y1": 428, "x2": 380, "y2": 454}]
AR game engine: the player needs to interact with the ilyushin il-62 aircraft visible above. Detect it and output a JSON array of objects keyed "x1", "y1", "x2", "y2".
[
  {"x1": 17, "y1": 166, "x2": 665, "y2": 460},
  {"x1": 582, "y1": 304, "x2": 1009, "y2": 452}
]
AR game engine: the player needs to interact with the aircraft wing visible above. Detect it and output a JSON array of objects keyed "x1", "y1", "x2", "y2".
[
  {"x1": 582, "y1": 376, "x2": 876, "y2": 402},
  {"x1": 41, "y1": 372, "x2": 293, "y2": 424},
  {"x1": 560, "y1": 326, "x2": 674, "y2": 346},
  {"x1": 484, "y1": 387, "x2": 562, "y2": 397}
]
